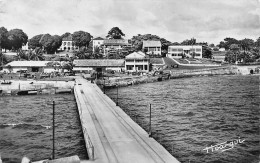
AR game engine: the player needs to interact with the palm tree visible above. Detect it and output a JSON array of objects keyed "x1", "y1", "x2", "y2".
[
  {"x1": 15, "y1": 49, "x2": 29, "y2": 61},
  {"x1": 29, "y1": 47, "x2": 45, "y2": 61}
]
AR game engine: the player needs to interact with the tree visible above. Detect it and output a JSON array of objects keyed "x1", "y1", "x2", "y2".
[
  {"x1": 51, "y1": 35, "x2": 62, "y2": 53},
  {"x1": 106, "y1": 27, "x2": 125, "y2": 39},
  {"x1": 7, "y1": 29, "x2": 28, "y2": 51},
  {"x1": 29, "y1": 47, "x2": 45, "y2": 61},
  {"x1": 15, "y1": 49, "x2": 29, "y2": 61},
  {"x1": 39, "y1": 34, "x2": 62, "y2": 54},
  {"x1": 61, "y1": 32, "x2": 71, "y2": 39},
  {"x1": 28, "y1": 34, "x2": 43, "y2": 49},
  {"x1": 218, "y1": 38, "x2": 239, "y2": 50},
  {"x1": 0, "y1": 52, "x2": 8, "y2": 68},
  {"x1": 0, "y1": 27, "x2": 8, "y2": 51},
  {"x1": 202, "y1": 47, "x2": 212, "y2": 58},
  {"x1": 240, "y1": 38, "x2": 254, "y2": 52},
  {"x1": 255, "y1": 37, "x2": 260, "y2": 47},
  {"x1": 72, "y1": 31, "x2": 92, "y2": 48},
  {"x1": 180, "y1": 38, "x2": 196, "y2": 45}
]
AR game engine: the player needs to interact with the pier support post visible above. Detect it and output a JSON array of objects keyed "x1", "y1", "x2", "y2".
[
  {"x1": 116, "y1": 84, "x2": 118, "y2": 106},
  {"x1": 52, "y1": 101, "x2": 55, "y2": 160},
  {"x1": 149, "y1": 104, "x2": 152, "y2": 137}
]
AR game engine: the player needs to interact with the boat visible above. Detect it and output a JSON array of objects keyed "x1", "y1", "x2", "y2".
[{"x1": 1, "y1": 80, "x2": 12, "y2": 85}]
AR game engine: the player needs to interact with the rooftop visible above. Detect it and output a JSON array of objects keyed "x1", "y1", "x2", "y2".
[
  {"x1": 143, "y1": 41, "x2": 161, "y2": 47},
  {"x1": 93, "y1": 37, "x2": 104, "y2": 40},
  {"x1": 103, "y1": 39, "x2": 130, "y2": 45},
  {"x1": 73, "y1": 59, "x2": 125, "y2": 67},
  {"x1": 5, "y1": 61, "x2": 51, "y2": 67},
  {"x1": 62, "y1": 35, "x2": 73, "y2": 41}
]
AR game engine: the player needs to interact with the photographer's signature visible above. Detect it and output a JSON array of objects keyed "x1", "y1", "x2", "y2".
[{"x1": 203, "y1": 137, "x2": 245, "y2": 153}]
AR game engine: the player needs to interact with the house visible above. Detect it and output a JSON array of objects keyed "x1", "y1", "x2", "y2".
[
  {"x1": 102, "y1": 39, "x2": 131, "y2": 57},
  {"x1": 59, "y1": 35, "x2": 78, "y2": 52},
  {"x1": 3, "y1": 61, "x2": 60, "y2": 73},
  {"x1": 93, "y1": 37, "x2": 104, "y2": 51},
  {"x1": 125, "y1": 51, "x2": 150, "y2": 72},
  {"x1": 73, "y1": 59, "x2": 125, "y2": 74},
  {"x1": 142, "y1": 41, "x2": 161, "y2": 56},
  {"x1": 167, "y1": 45, "x2": 205, "y2": 59}
]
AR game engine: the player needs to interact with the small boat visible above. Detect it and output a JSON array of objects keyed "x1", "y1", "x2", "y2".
[{"x1": 1, "y1": 80, "x2": 12, "y2": 85}]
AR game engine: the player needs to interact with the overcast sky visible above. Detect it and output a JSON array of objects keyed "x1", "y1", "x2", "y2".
[{"x1": 0, "y1": 0, "x2": 259, "y2": 44}]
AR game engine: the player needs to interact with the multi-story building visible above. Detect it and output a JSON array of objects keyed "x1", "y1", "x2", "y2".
[
  {"x1": 125, "y1": 51, "x2": 149, "y2": 72},
  {"x1": 59, "y1": 35, "x2": 78, "y2": 51},
  {"x1": 142, "y1": 41, "x2": 161, "y2": 56},
  {"x1": 92, "y1": 37, "x2": 104, "y2": 51},
  {"x1": 103, "y1": 39, "x2": 131, "y2": 57},
  {"x1": 167, "y1": 45, "x2": 204, "y2": 59}
]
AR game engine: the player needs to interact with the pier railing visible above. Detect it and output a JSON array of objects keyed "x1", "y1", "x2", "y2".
[{"x1": 83, "y1": 126, "x2": 95, "y2": 160}]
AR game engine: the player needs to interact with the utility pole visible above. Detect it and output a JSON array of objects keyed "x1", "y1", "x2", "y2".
[
  {"x1": 149, "y1": 104, "x2": 152, "y2": 137},
  {"x1": 52, "y1": 101, "x2": 55, "y2": 160}
]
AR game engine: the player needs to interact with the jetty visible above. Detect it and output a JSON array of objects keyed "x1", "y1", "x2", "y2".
[{"x1": 74, "y1": 76, "x2": 179, "y2": 163}]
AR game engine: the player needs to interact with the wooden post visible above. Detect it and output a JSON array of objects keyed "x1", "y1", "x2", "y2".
[
  {"x1": 149, "y1": 104, "x2": 152, "y2": 137},
  {"x1": 116, "y1": 84, "x2": 118, "y2": 106},
  {"x1": 52, "y1": 101, "x2": 55, "y2": 160}
]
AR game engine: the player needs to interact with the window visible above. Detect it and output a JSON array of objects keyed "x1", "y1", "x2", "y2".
[
  {"x1": 190, "y1": 48, "x2": 195, "y2": 52},
  {"x1": 171, "y1": 48, "x2": 177, "y2": 52},
  {"x1": 178, "y1": 53, "x2": 182, "y2": 56},
  {"x1": 63, "y1": 42, "x2": 66, "y2": 46},
  {"x1": 126, "y1": 65, "x2": 133, "y2": 70},
  {"x1": 195, "y1": 53, "x2": 200, "y2": 56},
  {"x1": 196, "y1": 48, "x2": 201, "y2": 52},
  {"x1": 178, "y1": 48, "x2": 183, "y2": 52},
  {"x1": 68, "y1": 42, "x2": 71, "y2": 46},
  {"x1": 157, "y1": 47, "x2": 160, "y2": 51}
]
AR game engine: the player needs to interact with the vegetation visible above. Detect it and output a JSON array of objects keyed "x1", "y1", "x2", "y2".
[
  {"x1": 219, "y1": 37, "x2": 260, "y2": 64},
  {"x1": 72, "y1": 31, "x2": 92, "y2": 48},
  {"x1": 106, "y1": 27, "x2": 125, "y2": 39}
]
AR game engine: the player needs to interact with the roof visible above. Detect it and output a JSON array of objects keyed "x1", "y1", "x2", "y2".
[
  {"x1": 103, "y1": 39, "x2": 129, "y2": 45},
  {"x1": 62, "y1": 35, "x2": 73, "y2": 41},
  {"x1": 5, "y1": 61, "x2": 51, "y2": 67},
  {"x1": 143, "y1": 41, "x2": 161, "y2": 47},
  {"x1": 125, "y1": 51, "x2": 147, "y2": 59},
  {"x1": 93, "y1": 37, "x2": 104, "y2": 40},
  {"x1": 73, "y1": 59, "x2": 125, "y2": 67}
]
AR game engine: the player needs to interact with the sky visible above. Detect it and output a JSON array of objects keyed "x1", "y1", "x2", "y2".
[{"x1": 0, "y1": 0, "x2": 259, "y2": 45}]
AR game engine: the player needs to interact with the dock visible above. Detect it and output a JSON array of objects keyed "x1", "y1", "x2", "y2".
[{"x1": 74, "y1": 76, "x2": 179, "y2": 163}]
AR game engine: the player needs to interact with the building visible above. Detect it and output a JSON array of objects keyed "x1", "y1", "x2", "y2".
[
  {"x1": 103, "y1": 39, "x2": 131, "y2": 57},
  {"x1": 167, "y1": 45, "x2": 204, "y2": 59},
  {"x1": 3, "y1": 61, "x2": 60, "y2": 73},
  {"x1": 125, "y1": 51, "x2": 149, "y2": 72},
  {"x1": 142, "y1": 41, "x2": 161, "y2": 56},
  {"x1": 59, "y1": 35, "x2": 78, "y2": 51},
  {"x1": 93, "y1": 37, "x2": 104, "y2": 51},
  {"x1": 73, "y1": 59, "x2": 125, "y2": 73}
]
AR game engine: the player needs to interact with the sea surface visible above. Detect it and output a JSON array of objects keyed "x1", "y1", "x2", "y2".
[
  {"x1": 105, "y1": 75, "x2": 259, "y2": 163},
  {"x1": 0, "y1": 94, "x2": 87, "y2": 163}
]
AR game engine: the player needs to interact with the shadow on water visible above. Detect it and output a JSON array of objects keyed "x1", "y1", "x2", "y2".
[{"x1": 0, "y1": 94, "x2": 88, "y2": 163}]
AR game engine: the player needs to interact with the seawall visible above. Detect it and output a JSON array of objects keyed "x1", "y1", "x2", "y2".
[{"x1": 0, "y1": 80, "x2": 75, "y2": 95}]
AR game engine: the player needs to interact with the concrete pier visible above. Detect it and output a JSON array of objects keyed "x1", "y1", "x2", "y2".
[{"x1": 74, "y1": 76, "x2": 179, "y2": 163}]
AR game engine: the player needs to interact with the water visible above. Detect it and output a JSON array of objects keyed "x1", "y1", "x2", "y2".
[
  {"x1": 0, "y1": 94, "x2": 87, "y2": 163},
  {"x1": 105, "y1": 75, "x2": 259, "y2": 163}
]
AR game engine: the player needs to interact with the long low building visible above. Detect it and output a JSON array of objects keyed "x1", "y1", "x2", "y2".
[
  {"x1": 3, "y1": 61, "x2": 61, "y2": 73},
  {"x1": 167, "y1": 45, "x2": 205, "y2": 59},
  {"x1": 73, "y1": 59, "x2": 125, "y2": 73}
]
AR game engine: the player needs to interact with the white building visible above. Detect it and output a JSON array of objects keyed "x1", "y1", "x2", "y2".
[
  {"x1": 93, "y1": 37, "x2": 104, "y2": 51},
  {"x1": 3, "y1": 61, "x2": 60, "y2": 73},
  {"x1": 125, "y1": 51, "x2": 149, "y2": 72},
  {"x1": 73, "y1": 59, "x2": 125, "y2": 73},
  {"x1": 59, "y1": 35, "x2": 78, "y2": 51},
  {"x1": 103, "y1": 39, "x2": 131, "y2": 57},
  {"x1": 167, "y1": 45, "x2": 204, "y2": 59},
  {"x1": 143, "y1": 41, "x2": 161, "y2": 56}
]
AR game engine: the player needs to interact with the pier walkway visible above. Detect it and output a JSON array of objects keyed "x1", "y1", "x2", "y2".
[{"x1": 74, "y1": 76, "x2": 179, "y2": 163}]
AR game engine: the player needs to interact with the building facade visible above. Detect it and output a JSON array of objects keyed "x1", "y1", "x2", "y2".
[
  {"x1": 142, "y1": 41, "x2": 161, "y2": 56},
  {"x1": 3, "y1": 61, "x2": 59, "y2": 73},
  {"x1": 167, "y1": 45, "x2": 204, "y2": 59},
  {"x1": 103, "y1": 39, "x2": 131, "y2": 57},
  {"x1": 125, "y1": 51, "x2": 149, "y2": 72},
  {"x1": 93, "y1": 37, "x2": 104, "y2": 51},
  {"x1": 59, "y1": 35, "x2": 78, "y2": 51}
]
